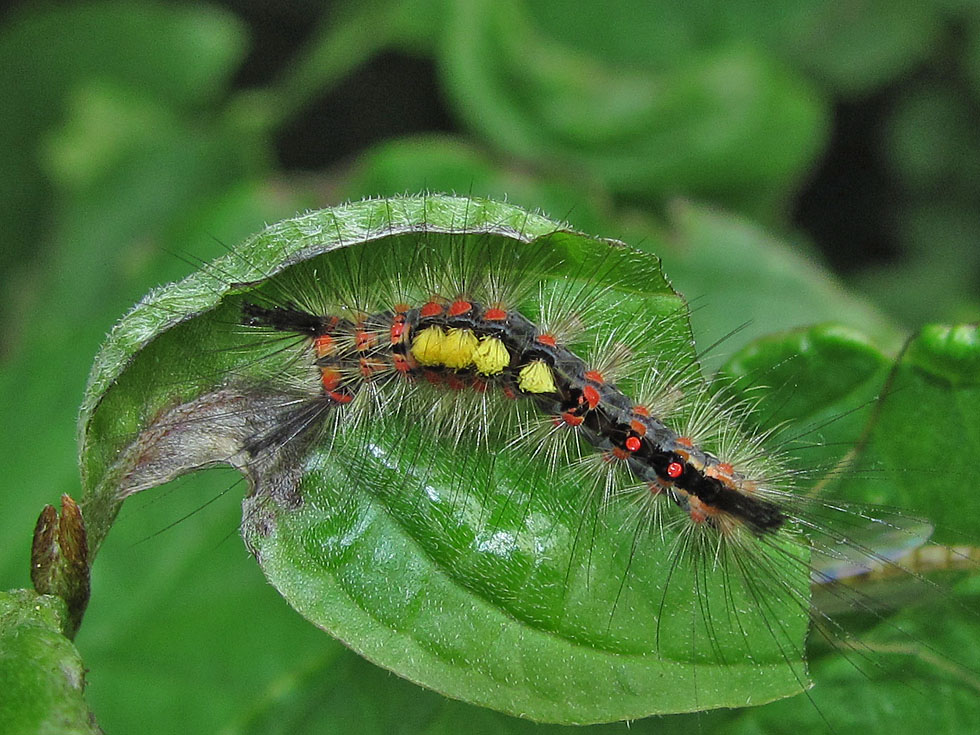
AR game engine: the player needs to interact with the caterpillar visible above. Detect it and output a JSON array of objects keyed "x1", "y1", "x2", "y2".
[
  {"x1": 79, "y1": 194, "x2": 980, "y2": 728},
  {"x1": 239, "y1": 286, "x2": 786, "y2": 536}
]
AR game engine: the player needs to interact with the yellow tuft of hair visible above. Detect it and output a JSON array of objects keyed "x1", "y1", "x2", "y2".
[
  {"x1": 517, "y1": 360, "x2": 557, "y2": 394},
  {"x1": 411, "y1": 326, "x2": 446, "y2": 366},
  {"x1": 442, "y1": 328, "x2": 479, "y2": 369},
  {"x1": 472, "y1": 336, "x2": 510, "y2": 375}
]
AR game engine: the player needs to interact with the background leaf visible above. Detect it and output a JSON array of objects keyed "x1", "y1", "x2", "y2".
[
  {"x1": 438, "y1": 0, "x2": 827, "y2": 217},
  {"x1": 1, "y1": 0, "x2": 979, "y2": 732}
]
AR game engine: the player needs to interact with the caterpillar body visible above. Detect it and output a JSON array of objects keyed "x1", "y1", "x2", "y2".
[
  {"x1": 80, "y1": 194, "x2": 980, "y2": 728},
  {"x1": 240, "y1": 295, "x2": 785, "y2": 537}
]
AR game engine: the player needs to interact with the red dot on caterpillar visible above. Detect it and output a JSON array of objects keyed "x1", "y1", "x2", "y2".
[
  {"x1": 666, "y1": 461, "x2": 684, "y2": 479},
  {"x1": 706, "y1": 462, "x2": 736, "y2": 481},
  {"x1": 448, "y1": 300, "x2": 472, "y2": 316},
  {"x1": 314, "y1": 334, "x2": 334, "y2": 357},
  {"x1": 320, "y1": 368, "x2": 341, "y2": 391},
  {"x1": 358, "y1": 358, "x2": 385, "y2": 379},
  {"x1": 625, "y1": 436, "x2": 642, "y2": 452},
  {"x1": 355, "y1": 331, "x2": 376, "y2": 350},
  {"x1": 420, "y1": 301, "x2": 443, "y2": 317},
  {"x1": 390, "y1": 321, "x2": 405, "y2": 342},
  {"x1": 327, "y1": 390, "x2": 353, "y2": 404},
  {"x1": 689, "y1": 497, "x2": 710, "y2": 524},
  {"x1": 581, "y1": 385, "x2": 601, "y2": 409}
]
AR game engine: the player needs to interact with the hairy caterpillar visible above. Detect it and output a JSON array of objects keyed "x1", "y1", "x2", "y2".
[{"x1": 79, "y1": 194, "x2": 980, "y2": 728}]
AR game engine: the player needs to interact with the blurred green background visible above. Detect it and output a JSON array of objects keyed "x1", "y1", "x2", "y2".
[{"x1": 1, "y1": 1, "x2": 979, "y2": 732}]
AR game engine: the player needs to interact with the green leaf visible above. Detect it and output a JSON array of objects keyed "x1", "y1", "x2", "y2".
[
  {"x1": 967, "y1": 16, "x2": 980, "y2": 98},
  {"x1": 522, "y1": 0, "x2": 941, "y2": 97},
  {"x1": 438, "y1": 0, "x2": 827, "y2": 216},
  {"x1": 0, "y1": 1, "x2": 247, "y2": 302},
  {"x1": 854, "y1": 324, "x2": 980, "y2": 536},
  {"x1": 749, "y1": 0, "x2": 941, "y2": 96},
  {"x1": 79, "y1": 195, "x2": 811, "y2": 723},
  {"x1": 0, "y1": 590, "x2": 100, "y2": 734},
  {"x1": 870, "y1": 83, "x2": 980, "y2": 324},
  {"x1": 722, "y1": 322, "x2": 980, "y2": 536},
  {"x1": 722, "y1": 324, "x2": 892, "y2": 470},
  {"x1": 718, "y1": 323, "x2": 980, "y2": 730}
]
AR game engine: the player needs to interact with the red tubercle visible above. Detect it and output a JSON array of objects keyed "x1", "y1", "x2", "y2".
[
  {"x1": 355, "y1": 330, "x2": 377, "y2": 351},
  {"x1": 584, "y1": 370, "x2": 604, "y2": 384},
  {"x1": 581, "y1": 385, "x2": 601, "y2": 410},
  {"x1": 420, "y1": 301, "x2": 443, "y2": 318},
  {"x1": 502, "y1": 386, "x2": 518, "y2": 400},
  {"x1": 448, "y1": 300, "x2": 472, "y2": 316},
  {"x1": 359, "y1": 358, "x2": 385, "y2": 379},
  {"x1": 393, "y1": 303, "x2": 412, "y2": 314},
  {"x1": 561, "y1": 411, "x2": 584, "y2": 427},
  {"x1": 625, "y1": 436, "x2": 641, "y2": 452},
  {"x1": 390, "y1": 321, "x2": 406, "y2": 342},
  {"x1": 687, "y1": 497, "x2": 718, "y2": 524},
  {"x1": 484, "y1": 307, "x2": 507, "y2": 321},
  {"x1": 666, "y1": 461, "x2": 684, "y2": 479},
  {"x1": 611, "y1": 447, "x2": 630, "y2": 461},
  {"x1": 423, "y1": 370, "x2": 443, "y2": 386},
  {"x1": 676, "y1": 436, "x2": 694, "y2": 448},
  {"x1": 314, "y1": 334, "x2": 334, "y2": 357},
  {"x1": 536, "y1": 333, "x2": 557, "y2": 347},
  {"x1": 320, "y1": 368, "x2": 342, "y2": 392},
  {"x1": 392, "y1": 354, "x2": 412, "y2": 374},
  {"x1": 633, "y1": 405, "x2": 650, "y2": 417},
  {"x1": 707, "y1": 462, "x2": 736, "y2": 484},
  {"x1": 629, "y1": 419, "x2": 647, "y2": 437},
  {"x1": 327, "y1": 390, "x2": 353, "y2": 405}
]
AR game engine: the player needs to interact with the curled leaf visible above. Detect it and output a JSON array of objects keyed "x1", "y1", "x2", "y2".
[{"x1": 80, "y1": 195, "x2": 816, "y2": 723}]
